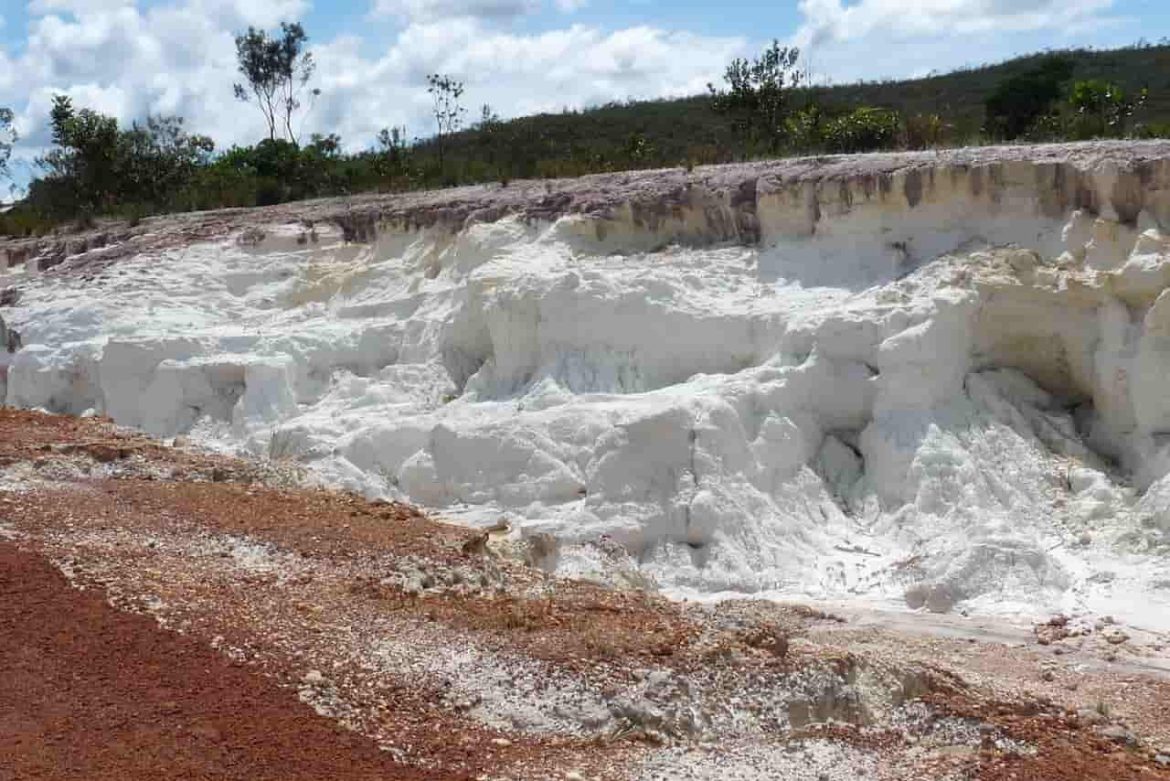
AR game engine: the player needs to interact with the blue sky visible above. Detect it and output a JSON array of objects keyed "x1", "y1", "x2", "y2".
[{"x1": 0, "y1": 0, "x2": 1167, "y2": 187}]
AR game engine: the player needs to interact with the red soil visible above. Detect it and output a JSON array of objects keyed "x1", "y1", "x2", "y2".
[{"x1": 0, "y1": 540, "x2": 453, "y2": 781}]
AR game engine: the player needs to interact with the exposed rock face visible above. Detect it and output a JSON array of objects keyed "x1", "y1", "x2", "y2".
[
  {"x1": 5, "y1": 140, "x2": 1170, "y2": 276},
  {"x1": 6, "y1": 141, "x2": 1170, "y2": 623},
  {"x1": 0, "y1": 313, "x2": 17, "y2": 403}
]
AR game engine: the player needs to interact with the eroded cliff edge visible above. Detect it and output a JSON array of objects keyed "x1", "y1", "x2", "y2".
[{"x1": 4, "y1": 141, "x2": 1170, "y2": 624}]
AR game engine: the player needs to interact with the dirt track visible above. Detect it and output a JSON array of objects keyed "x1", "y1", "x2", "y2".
[
  {"x1": 1, "y1": 409, "x2": 1169, "y2": 780},
  {"x1": 0, "y1": 541, "x2": 449, "y2": 781}
]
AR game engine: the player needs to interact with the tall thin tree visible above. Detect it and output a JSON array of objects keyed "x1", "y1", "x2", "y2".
[
  {"x1": 234, "y1": 22, "x2": 317, "y2": 143},
  {"x1": 426, "y1": 73, "x2": 465, "y2": 169}
]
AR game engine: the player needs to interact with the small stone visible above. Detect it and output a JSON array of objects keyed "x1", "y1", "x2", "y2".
[
  {"x1": 1098, "y1": 725, "x2": 1137, "y2": 746},
  {"x1": 565, "y1": 773, "x2": 586, "y2": 781},
  {"x1": 1094, "y1": 615, "x2": 1116, "y2": 631},
  {"x1": 303, "y1": 669, "x2": 325, "y2": 685},
  {"x1": 490, "y1": 738, "x2": 512, "y2": 748},
  {"x1": 1156, "y1": 754, "x2": 1170, "y2": 768},
  {"x1": 1076, "y1": 707, "x2": 1106, "y2": 725},
  {"x1": 1102, "y1": 627, "x2": 1129, "y2": 645},
  {"x1": 1041, "y1": 670, "x2": 1055, "y2": 682}
]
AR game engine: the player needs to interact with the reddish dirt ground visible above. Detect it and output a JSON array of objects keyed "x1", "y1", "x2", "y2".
[
  {"x1": 0, "y1": 540, "x2": 452, "y2": 781},
  {"x1": 2, "y1": 410, "x2": 1170, "y2": 780}
]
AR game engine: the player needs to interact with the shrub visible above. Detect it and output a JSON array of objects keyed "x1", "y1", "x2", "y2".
[
  {"x1": 823, "y1": 107, "x2": 902, "y2": 153},
  {"x1": 1068, "y1": 79, "x2": 1147, "y2": 139},
  {"x1": 904, "y1": 114, "x2": 946, "y2": 150},
  {"x1": 710, "y1": 40, "x2": 803, "y2": 154},
  {"x1": 984, "y1": 56, "x2": 1074, "y2": 140},
  {"x1": 783, "y1": 105, "x2": 824, "y2": 151}
]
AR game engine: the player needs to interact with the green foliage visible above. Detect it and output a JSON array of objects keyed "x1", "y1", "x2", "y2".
[
  {"x1": 903, "y1": 114, "x2": 946, "y2": 150},
  {"x1": 0, "y1": 205, "x2": 55, "y2": 238},
  {"x1": 120, "y1": 116, "x2": 215, "y2": 208},
  {"x1": 427, "y1": 73, "x2": 465, "y2": 169},
  {"x1": 234, "y1": 22, "x2": 318, "y2": 142},
  {"x1": 709, "y1": 40, "x2": 803, "y2": 153},
  {"x1": 984, "y1": 56, "x2": 1074, "y2": 140},
  {"x1": 782, "y1": 105, "x2": 824, "y2": 152},
  {"x1": 35, "y1": 95, "x2": 123, "y2": 217},
  {"x1": 1136, "y1": 121, "x2": 1170, "y2": 138},
  {"x1": 1067, "y1": 79, "x2": 1148, "y2": 139},
  {"x1": 822, "y1": 107, "x2": 902, "y2": 154},
  {"x1": 209, "y1": 137, "x2": 358, "y2": 205},
  {"x1": 26, "y1": 96, "x2": 214, "y2": 220}
]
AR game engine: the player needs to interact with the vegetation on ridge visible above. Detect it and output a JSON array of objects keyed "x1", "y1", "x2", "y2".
[{"x1": 2, "y1": 32, "x2": 1170, "y2": 237}]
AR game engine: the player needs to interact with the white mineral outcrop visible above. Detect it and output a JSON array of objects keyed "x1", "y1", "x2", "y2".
[{"x1": 5, "y1": 142, "x2": 1170, "y2": 626}]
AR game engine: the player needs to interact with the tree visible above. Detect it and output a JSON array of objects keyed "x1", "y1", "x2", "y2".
[
  {"x1": 0, "y1": 107, "x2": 15, "y2": 180},
  {"x1": 30, "y1": 96, "x2": 213, "y2": 218},
  {"x1": 426, "y1": 73, "x2": 465, "y2": 168},
  {"x1": 984, "y1": 56, "x2": 1074, "y2": 140},
  {"x1": 476, "y1": 104, "x2": 504, "y2": 179},
  {"x1": 120, "y1": 116, "x2": 214, "y2": 207},
  {"x1": 376, "y1": 126, "x2": 410, "y2": 184},
  {"x1": 234, "y1": 22, "x2": 318, "y2": 143},
  {"x1": 478, "y1": 104, "x2": 499, "y2": 127},
  {"x1": 305, "y1": 133, "x2": 341, "y2": 158},
  {"x1": 377, "y1": 126, "x2": 408, "y2": 160},
  {"x1": 709, "y1": 41, "x2": 803, "y2": 154},
  {"x1": 1068, "y1": 79, "x2": 1148, "y2": 139},
  {"x1": 37, "y1": 95, "x2": 123, "y2": 215}
]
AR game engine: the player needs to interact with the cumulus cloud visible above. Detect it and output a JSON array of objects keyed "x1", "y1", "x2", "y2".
[
  {"x1": 0, "y1": 0, "x2": 742, "y2": 169},
  {"x1": 790, "y1": 0, "x2": 1122, "y2": 84},
  {"x1": 796, "y1": 0, "x2": 1115, "y2": 45},
  {"x1": 27, "y1": 0, "x2": 133, "y2": 12},
  {"x1": 312, "y1": 21, "x2": 741, "y2": 147},
  {"x1": 369, "y1": 0, "x2": 587, "y2": 22},
  {"x1": 371, "y1": 0, "x2": 540, "y2": 22}
]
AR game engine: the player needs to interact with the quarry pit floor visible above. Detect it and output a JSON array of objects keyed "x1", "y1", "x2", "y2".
[{"x1": 2, "y1": 409, "x2": 1170, "y2": 780}]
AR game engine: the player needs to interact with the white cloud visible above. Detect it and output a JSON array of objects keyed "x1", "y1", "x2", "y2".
[
  {"x1": 27, "y1": 0, "x2": 134, "y2": 12},
  {"x1": 181, "y1": 0, "x2": 310, "y2": 28},
  {"x1": 371, "y1": 0, "x2": 539, "y2": 22},
  {"x1": 796, "y1": 0, "x2": 1115, "y2": 46},
  {"x1": 311, "y1": 21, "x2": 742, "y2": 146},
  {"x1": 0, "y1": 0, "x2": 742, "y2": 166},
  {"x1": 370, "y1": 0, "x2": 590, "y2": 22},
  {"x1": 790, "y1": 0, "x2": 1123, "y2": 85}
]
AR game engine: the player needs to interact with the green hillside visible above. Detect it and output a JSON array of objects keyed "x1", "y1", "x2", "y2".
[
  {"x1": 808, "y1": 44, "x2": 1170, "y2": 136},
  {"x1": 430, "y1": 43, "x2": 1170, "y2": 176}
]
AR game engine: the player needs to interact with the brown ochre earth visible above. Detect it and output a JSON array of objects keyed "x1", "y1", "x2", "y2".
[{"x1": 0, "y1": 410, "x2": 1169, "y2": 780}]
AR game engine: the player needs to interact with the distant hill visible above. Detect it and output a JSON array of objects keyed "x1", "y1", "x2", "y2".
[
  {"x1": 807, "y1": 44, "x2": 1170, "y2": 137},
  {"x1": 433, "y1": 43, "x2": 1170, "y2": 176}
]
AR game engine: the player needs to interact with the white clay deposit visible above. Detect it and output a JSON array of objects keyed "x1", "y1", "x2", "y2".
[{"x1": 5, "y1": 142, "x2": 1170, "y2": 629}]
